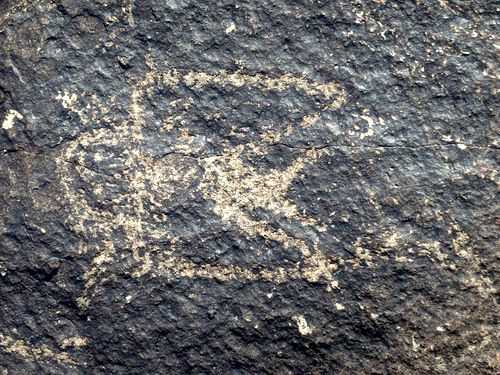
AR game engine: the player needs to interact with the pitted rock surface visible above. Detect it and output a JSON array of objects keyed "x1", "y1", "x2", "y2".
[{"x1": 0, "y1": 0, "x2": 499, "y2": 374}]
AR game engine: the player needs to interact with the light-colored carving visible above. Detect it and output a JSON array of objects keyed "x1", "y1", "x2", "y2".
[
  {"x1": 0, "y1": 333, "x2": 79, "y2": 365},
  {"x1": 54, "y1": 61, "x2": 347, "y2": 307}
]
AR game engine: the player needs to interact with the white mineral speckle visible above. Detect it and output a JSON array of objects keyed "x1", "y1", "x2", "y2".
[
  {"x1": 2, "y1": 109, "x2": 23, "y2": 130},
  {"x1": 292, "y1": 315, "x2": 312, "y2": 335}
]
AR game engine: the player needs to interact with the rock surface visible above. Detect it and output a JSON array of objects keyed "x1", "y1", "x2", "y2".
[{"x1": 0, "y1": 0, "x2": 499, "y2": 373}]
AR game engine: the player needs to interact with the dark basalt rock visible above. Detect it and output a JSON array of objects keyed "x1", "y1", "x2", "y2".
[{"x1": 0, "y1": 0, "x2": 498, "y2": 374}]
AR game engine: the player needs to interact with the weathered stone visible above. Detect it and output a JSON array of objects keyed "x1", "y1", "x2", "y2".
[{"x1": 0, "y1": 0, "x2": 498, "y2": 373}]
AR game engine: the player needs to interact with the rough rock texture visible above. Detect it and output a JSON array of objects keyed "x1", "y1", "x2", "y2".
[{"x1": 0, "y1": 0, "x2": 499, "y2": 373}]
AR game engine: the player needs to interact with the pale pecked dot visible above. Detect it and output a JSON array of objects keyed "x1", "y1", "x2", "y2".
[
  {"x1": 293, "y1": 315, "x2": 312, "y2": 335},
  {"x1": 225, "y1": 23, "x2": 236, "y2": 34},
  {"x1": 2, "y1": 109, "x2": 23, "y2": 130}
]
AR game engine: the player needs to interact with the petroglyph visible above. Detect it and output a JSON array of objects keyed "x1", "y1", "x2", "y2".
[
  {"x1": 43, "y1": 60, "x2": 499, "y2": 310},
  {"x1": 2, "y1": 1, "x2": 499, "y2": 372},
  {"x1": 55, "y1": 63, "x2": 348, "y2": 306}
]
